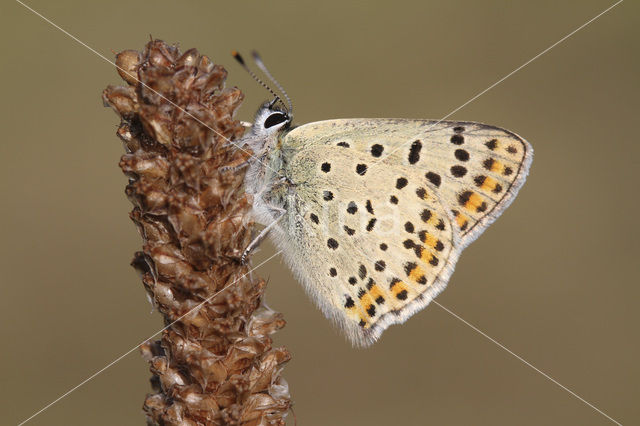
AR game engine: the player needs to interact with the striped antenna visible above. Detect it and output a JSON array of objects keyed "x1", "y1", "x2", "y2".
[
  {"x1": 232, "y1": 50, "x2": 281, "y2": 106},
  {"x1": 251, "y1": 51, "x2": 293, "y2": 116}
]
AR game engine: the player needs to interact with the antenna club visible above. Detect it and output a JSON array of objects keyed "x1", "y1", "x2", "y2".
[{"x1": 231, "y1": 50, "x2": 246, "y2": 65}]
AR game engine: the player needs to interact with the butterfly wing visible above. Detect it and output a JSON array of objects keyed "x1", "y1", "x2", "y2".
[
  {"x1": 285, "y1": 119, "x2": 533, "y2": 248},
  {"x1": 273, "y1": 119, "x2": 531, "y2": 346}
]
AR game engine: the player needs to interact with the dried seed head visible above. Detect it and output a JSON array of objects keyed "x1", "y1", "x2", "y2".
[{"x1": 103, "y1": 39, "x2": 290, "y2": 425}]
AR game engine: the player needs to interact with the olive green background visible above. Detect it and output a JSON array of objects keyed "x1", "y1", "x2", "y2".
[{"x1": 1, "y1": 1, "x2": 638, "y2": 425}]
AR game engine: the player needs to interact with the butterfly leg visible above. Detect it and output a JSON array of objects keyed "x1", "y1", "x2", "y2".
[
  {"x1": 222, "y1": 121, "x2": 252, "y2": 150},
  {"x1": 241, "y1": 207, "x2": 285, "y2": 264},
  {"x1": 219, "y1": 160, "x2": 250, "y2": 174}
]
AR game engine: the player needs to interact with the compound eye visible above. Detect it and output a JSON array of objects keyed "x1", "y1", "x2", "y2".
[{"x1": 264, "y1": 112, "x2": 288, "y2": 128}]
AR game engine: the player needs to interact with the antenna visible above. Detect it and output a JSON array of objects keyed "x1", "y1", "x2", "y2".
[
  {"x1": 251, "y1": 51, "x2": 293, "y2": 116},
  {"x1": 231, "y1": 51, "x2": 282, "y2": 106}
]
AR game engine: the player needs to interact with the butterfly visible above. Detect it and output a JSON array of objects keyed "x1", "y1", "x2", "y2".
[{"x1": 234, "y1": 52, "x2": 533, "y2": 347}]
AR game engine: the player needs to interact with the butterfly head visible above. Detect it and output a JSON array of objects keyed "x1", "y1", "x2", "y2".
[
  {"x1": 254, "y1": 100, "x2": 292, "y2": 133},
  {"x1": 232, "y1": 50, "x2": 294, "y2": 150}
]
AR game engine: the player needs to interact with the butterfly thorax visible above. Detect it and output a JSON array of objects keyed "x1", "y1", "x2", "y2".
[{"x1": 242, "y1": 124, "x2": 293, "y2": 227}]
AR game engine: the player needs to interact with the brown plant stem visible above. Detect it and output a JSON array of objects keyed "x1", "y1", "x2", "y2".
[{"x1": 102, "y1": 39, "x2": 291, "y2": 426}]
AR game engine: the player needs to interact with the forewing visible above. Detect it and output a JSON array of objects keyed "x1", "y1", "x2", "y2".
[
  {"x1": 286, "y1": 119, "x2": 532, "y2": 248},
  {"x1": 278, "y1": 127, "x2": 464, "y2": 346}
]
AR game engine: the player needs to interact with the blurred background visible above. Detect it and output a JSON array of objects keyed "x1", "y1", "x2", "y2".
[{"x1": 1, "y1": 0, "x2": 638, "y2": 425}]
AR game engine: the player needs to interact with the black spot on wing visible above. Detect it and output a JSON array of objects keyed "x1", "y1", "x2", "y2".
[
  {"x1": 366, "y1": 200, "x2": 374, "y2": 214},
  {"x1": 474, "y1": 175, "x2": 486, "y2": 186},
  {"x1": 455, "y1": 149, "x2": 469, "y2": 162},
  {"x1": 370, "y1": 144, "x2": 384, "y2": 157},
  {"x1": 408, "y1": 140, "x2": 422, "y2": 164},
  {"x1": 425, "y1": 172, "x2": 441, "y2": 187},
  {"x1": 366, "y1": 304, "x2": 376, "y2": 317},
  {"x1": 366, "y1": 218, "x2": 377, "y2": 231},
  {"x1": 450, "y1": 134, "x2": 464, "y2": 145},
  {"x1": 451, "y1": 165, "x2": 467, "y2": 177},
  {"x1": 359, "y1": 264, "x2": 367, "y2": 280},
  {"x1": 485, "y1": 139, "x2": 497, "y2": 150},
  {"x1": 366, "y1": 278, "x2": 375, "y2": 290}
]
